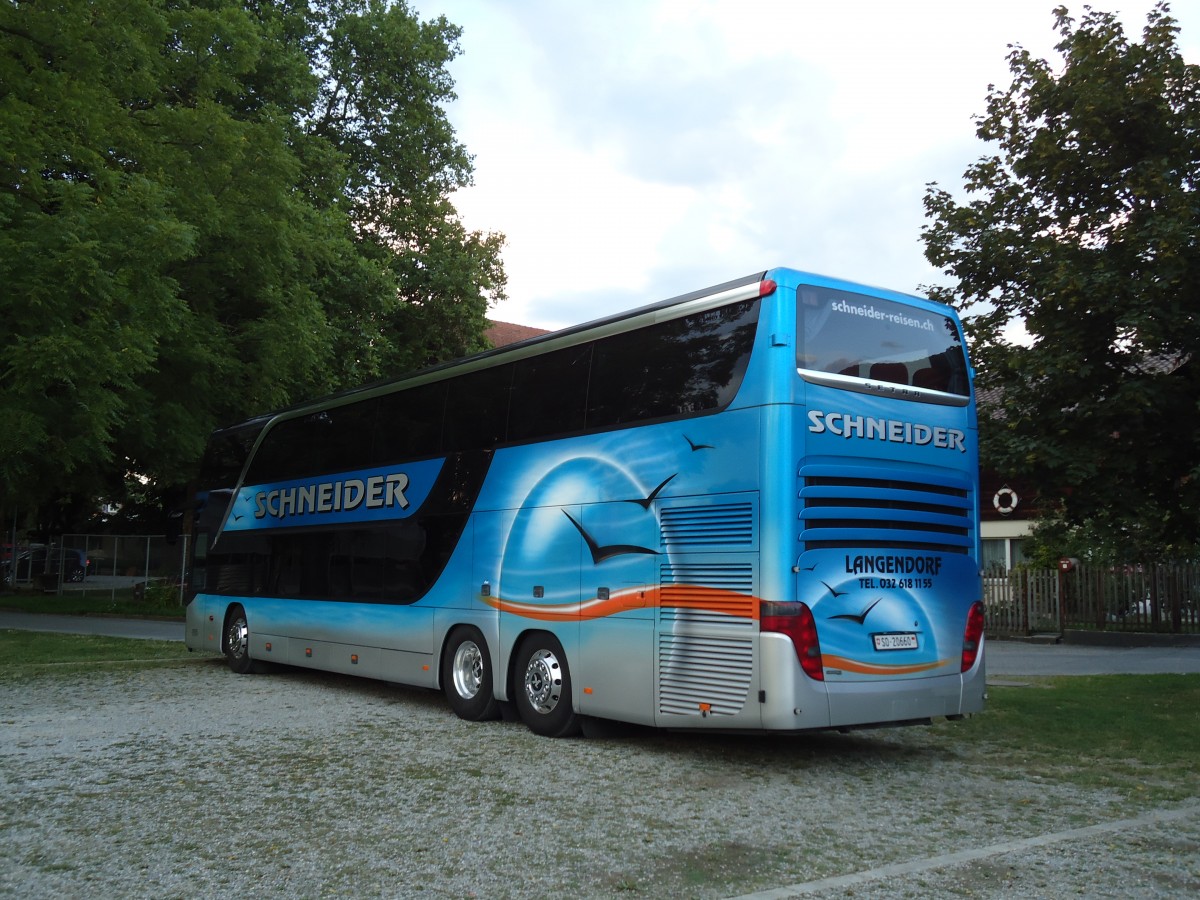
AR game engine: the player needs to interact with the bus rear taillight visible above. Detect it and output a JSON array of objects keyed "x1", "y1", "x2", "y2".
[
  {"x1": 961, "y1": 601, "x2": 985, "y2": 672},
  {"x1": 761, "y1": 601, "x2": 823, "y2": 681}
]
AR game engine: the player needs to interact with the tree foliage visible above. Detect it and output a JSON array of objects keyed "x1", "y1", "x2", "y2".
[
  {"x1": 0, "y1": 0, "x2": 505, "y2": 528},
  {"x1": 922, "y1": 3, "x2": 1200, "y2": 561}
]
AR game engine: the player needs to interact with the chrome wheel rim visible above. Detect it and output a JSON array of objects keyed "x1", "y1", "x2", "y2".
[
  {"x1": 451, "y1": 640, "x2": 484, "y2": 700},
  {"x1": 226, "y1": 617, "x2": 248, "y2": 659},
  {"x1": 523, "y1": 648, "x2": 563, "y2": 714}
]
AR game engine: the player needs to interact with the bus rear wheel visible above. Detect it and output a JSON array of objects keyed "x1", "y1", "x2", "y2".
[
  {"x1": 514, "y1": 633, "x2": 580, "y2": 737},
  {"x1": 442, "y1": 627, "x2": 500, "y2": 721},
  {"x1": 223, "y1": 606, "x2": 255, "y2": 675}
]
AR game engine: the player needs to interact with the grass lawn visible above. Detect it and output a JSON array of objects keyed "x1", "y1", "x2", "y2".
[
  {"x1": 0, "y1": 629, "x2": 193, "y2": 669},
  {"x1": 947, "y1": 675, "x2": 1200, "y2": 801},
  {"x1": 0, "y1": 584, "x2": 184, "y2": 619}
]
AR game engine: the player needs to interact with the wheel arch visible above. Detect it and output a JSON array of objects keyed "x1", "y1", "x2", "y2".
[
  {"x1": 437, "y1": 622, "x2": 487, "y2": 692},
  {"x1": 504, "y1": 626, "x2": 549, "y2": 702},
  {"x1": 505, "y1": 626, "x2": 584, "y2": 711},
  {"x1": 435, "y1": 612, "x2": 504, "y2": 694}
]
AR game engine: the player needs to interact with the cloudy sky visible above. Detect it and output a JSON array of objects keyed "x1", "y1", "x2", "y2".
[{"x1": 412, "y1": 0, "x2": 1198, "y2": 331}]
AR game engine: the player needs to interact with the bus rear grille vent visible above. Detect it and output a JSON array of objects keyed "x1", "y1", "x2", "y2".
[
  {"x1": 799, "y1": 472, "x2": 973, "y2": 555},
  {"x1": 660, "y1": 502, "x2": 754, "y2": 547},
  {"x1": 658, "y1": 634, "x2": 752, "y2": 716},
  {"x1": 660, "y1": 563, "x2": 754, "y2": 627}
]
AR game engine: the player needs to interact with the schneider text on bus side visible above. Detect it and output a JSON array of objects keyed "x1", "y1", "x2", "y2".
[{"x1": 253, "y1": 473, "x2": 410, "y2": 520}]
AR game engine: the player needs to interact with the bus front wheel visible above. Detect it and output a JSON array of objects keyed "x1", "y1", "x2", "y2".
[
  {"x1": 514, "y1": 633, "x2": 580, "y2": 738},
  {"x1": 442, "y1": 626, "x2": 500, "y2": 721},
  {"x1": 223, "y1": 606, "x2": 255, "y2": 675}
]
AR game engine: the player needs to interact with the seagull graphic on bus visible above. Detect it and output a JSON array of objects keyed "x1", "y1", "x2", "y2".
[{"x1": 494, "y1": 455, "x2": 671, "y2": 610}]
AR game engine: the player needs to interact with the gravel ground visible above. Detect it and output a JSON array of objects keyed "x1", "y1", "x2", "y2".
[{"x1": 2, "y1": 657, "x2": 1197, "y2": 899}]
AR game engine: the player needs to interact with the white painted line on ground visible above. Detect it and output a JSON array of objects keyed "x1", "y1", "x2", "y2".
[{"x1": 727, "y1": 802, "x2": 1200, "y2": 900}]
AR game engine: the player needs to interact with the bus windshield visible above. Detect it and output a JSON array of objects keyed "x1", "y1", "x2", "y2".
[{"x1": 796, "y1": 286, "x2": 969, "y2": 396}]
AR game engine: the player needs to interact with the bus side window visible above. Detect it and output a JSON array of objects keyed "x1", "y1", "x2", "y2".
[
  {"x1": 376, "y1": 381, "x2": 448, "y2": 462},
  {"x1": 589, "y1": 322, "x2": 675, "y2": 427},
  {"x1": 588, "y1": 300, "x2": 759, "y2": 427},
  {"x1": 444, "y1": 365, "x2": 514, "y2": 451},
  {"x1": 324, "y1": 400, "x2": 381, "y2": 472},
  {"x1": 508, "y1": 345, "x2": 590, "y2": 442},
  {"x1": 190, "y1": 531, "x2": 208, "y2": 594}
]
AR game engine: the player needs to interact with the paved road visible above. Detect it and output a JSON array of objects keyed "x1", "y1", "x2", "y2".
[
  {"x1": 985, "y1": 639, "x2": 1200, "y2": 676},
  {"x1": 3, "y1": 611, "x2": 1199, "y2": 676},
  {"x1": 0, "y1": 611, "x2": 184, "y2": 642}
]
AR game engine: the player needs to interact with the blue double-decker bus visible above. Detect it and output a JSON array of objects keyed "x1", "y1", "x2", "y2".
[{"x1": 186, "y1": 268, "x2": 985, "y2": 736}]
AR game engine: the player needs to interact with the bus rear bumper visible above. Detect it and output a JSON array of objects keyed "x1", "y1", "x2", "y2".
[{"x1": 759, "y1": 634, "x2": 986, "y2": 731}]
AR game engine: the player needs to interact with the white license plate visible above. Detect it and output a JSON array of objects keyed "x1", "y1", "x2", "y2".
[{"x1": 873, "y1": 633, "x2": 918, "y2": 651}]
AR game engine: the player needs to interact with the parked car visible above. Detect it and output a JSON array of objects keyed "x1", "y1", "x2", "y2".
[
  {"x1": 54, "y1": 547, "x2": 89, "y2": 582},
  {"x1": 1, "y1": 546, "x2": 88, "y2": 584}
]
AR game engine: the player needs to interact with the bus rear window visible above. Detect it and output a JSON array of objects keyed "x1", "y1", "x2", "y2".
[{"x1": 796, "y1": 287, "x2": 969, "y2": 396}]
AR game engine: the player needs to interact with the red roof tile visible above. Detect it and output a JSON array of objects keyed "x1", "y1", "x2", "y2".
[{"x1": 485, "y1": 320, "x2": 550, "y2": 348}]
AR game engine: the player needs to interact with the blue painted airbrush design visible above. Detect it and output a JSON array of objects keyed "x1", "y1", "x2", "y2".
[
  {"x1": 794, "y1": 552, "x2": 980, "y2": 678},
  {"x1": 496, "y1": 453, "x2": 674, "y2": 609}
]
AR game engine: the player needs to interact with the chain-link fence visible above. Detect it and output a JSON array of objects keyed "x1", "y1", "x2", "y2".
[{"x1": 49, "y1": 534, "x2": 190, "y2": 605}]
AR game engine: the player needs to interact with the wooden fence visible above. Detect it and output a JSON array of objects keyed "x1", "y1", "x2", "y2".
[{"x1": 984, "y1": 562, "x2": 1200, "y2": 638}]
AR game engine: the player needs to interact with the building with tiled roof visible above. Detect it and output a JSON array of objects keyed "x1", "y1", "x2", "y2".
[{"x1": 484, "y1": 320, "x2": 550, "y2": 348}]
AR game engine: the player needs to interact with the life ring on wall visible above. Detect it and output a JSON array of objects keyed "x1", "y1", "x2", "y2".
[{"x1": 993, "y1": 487, "x2": 1019, "y2": 515}]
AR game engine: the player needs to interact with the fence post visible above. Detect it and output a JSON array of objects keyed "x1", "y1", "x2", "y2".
[
  {"x1": 1061, "y1": 566, "x2": 1068, "y2": 635},
  {"x1": 1019, "y1": 568, "x2": 1028, "y2": 635}
]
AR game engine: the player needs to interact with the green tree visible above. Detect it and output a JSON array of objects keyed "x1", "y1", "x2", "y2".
[
  {"x1": 922, "y1": 2, "x2": 1200, "y2": 561},
  {"x1": 304, "y1": 0, "x2": 505, "y2": 381},
  {"x1": 0, "y1": 0, "x2": 504, "y2": 530}
]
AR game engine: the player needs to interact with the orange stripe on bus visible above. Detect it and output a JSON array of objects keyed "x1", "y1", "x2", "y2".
[
  {"x1": 821, "y1": 654, "x2": 948, "y2": 676},
  {"x1": 479, "y1": 585, "x2": 760, "y2": 621}
]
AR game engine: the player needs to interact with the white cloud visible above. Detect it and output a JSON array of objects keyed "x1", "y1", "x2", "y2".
[{"x1": 418, "y1": 0, "x2": 1200, "y2": 329}]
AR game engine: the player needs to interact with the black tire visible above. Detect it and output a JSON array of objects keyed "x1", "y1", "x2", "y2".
[
  {"x1": 223, "y1": 606, "x2": 255, "y2": 675},
  {"x1": 513, "y1": 633, "x2": 580, "y2": 737},
  {"x1": 442, "y1": 626, "x2": 500, "y2": 721}
]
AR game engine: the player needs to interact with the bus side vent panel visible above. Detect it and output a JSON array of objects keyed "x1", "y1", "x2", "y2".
[
  {"x1": 659, "y1": 563, "x2": 755, "y2": 628},
  {"x1": 655, "y1": 497, "x2": 757, "y2": 717},
  {"x1": 658, "y1": 634, "x2": 753, "y2": 716},
  {"x1": 798, "y1": 465, "x2": 974, "y2": 554},
  {"x1": 660, "y1": 502, "x2": 755, "y2": 548}
]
